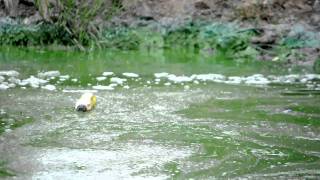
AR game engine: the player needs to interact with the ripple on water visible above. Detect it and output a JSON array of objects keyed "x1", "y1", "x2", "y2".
[
  {"x1": 33, "y1": 143, "x2": 193, "y2": 180},
  {"x1": 1, "y1": 76, "x2": 320, "y2": 179}
]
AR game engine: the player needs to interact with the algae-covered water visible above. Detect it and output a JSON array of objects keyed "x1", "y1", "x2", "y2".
[{"x1": 0, "y1": 47, "x2": 320, "y2": 179}]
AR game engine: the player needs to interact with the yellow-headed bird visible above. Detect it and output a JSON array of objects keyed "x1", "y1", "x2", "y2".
[{"x1": 75, "y1": 93, "x2": 97, "y2": 112}]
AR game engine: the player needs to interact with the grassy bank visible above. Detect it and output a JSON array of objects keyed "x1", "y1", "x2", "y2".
[{"x1": 0, "y1": 21, "x2": 254, "y2": 51}]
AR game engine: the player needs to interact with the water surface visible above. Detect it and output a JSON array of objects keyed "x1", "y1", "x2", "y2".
[{"x1": 0, "y1": 47, "x2": 319, "y2": 179}]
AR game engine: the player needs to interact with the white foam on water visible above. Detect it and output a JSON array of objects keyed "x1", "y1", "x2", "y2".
[
  {"x1": 0, "y1": 70, "x2": 19, "y2": 77},
  {"x1": 92, "y1": 85, "x2": 115, "y2": 91},
  {"x1": 38, "y1": 71, "x2": 60, "y2": 79},
  {"x1": 244, "y1": 75, "x2": 270, "y2": 85},
  {"x1": 20, "y1": 76, "x2": 48, "y2": 88},
  {"x1": 71, "y1": 78, "x2": 78, "y2": 82},
  {"x1": 109, "y1": 83, "x2": 118, "y2": 87},
  {"x1": 122, "y1": 73, "x2": 139, "y2": 78},
  {"x1": 192, "y1": 74, "x2": 226, "y2": 82},
  {"x1": 304, "y1": 74, "x2": 320, "y2": 80},
  {"x1": 2, "y1": 70, "x2": 320, "y2": 91},
  {"x1": 41, "y1": 85, "x2": 57, "y2": 91},
  {"x1": 110, "y1": 77, "x2": 127, "y2": 85},
  {"x1": 59, "y1": 75, "x2": 70, "y2": 81},
  {"x1": 0, "y1": 84, "x2": 9, "y2": 90},
  {"x1": 63, "y1": 89, "x2": 98, "y2": 93},
  {"x1": 96, "y1": 77, "x2": 107, "y2": 81},
  {"x1": 154, "y1": 72, "x2": 169, "y2": 78},
  {"x1": 8, "y1": 77, "x2": 21, "y2": 84},
  {"x1": 151, "y1": 104, "x2": 167, "y2": 111},
  {"x1": 184, "y1": 85, "x2": 190, "y2": 90},
  {"x1": 167, "y1": 74, "x2": 193, "y2": 83},
  {"x1": 102, "y1": 72, "x2": 114, "y2": 76},
  {"x1": 295, "y1": 136, "x2": 320, "y2": 141},
  {"x1": 225, "y1": 76, "x2": 243, "y2": 84},
  {"x1": 8, "y1": 83, "x2": 16, "y2": 88},
  {"x1": 0, "y1": 76, "x2": 5, "y2": 83}
]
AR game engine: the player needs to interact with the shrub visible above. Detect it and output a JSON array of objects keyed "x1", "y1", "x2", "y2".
[
  {"x1": 0, "y1": 22, "x2": 73, "y2": 46},
  {"x1": 280, "y1": 25, "x2": 320, "y2": 48}
]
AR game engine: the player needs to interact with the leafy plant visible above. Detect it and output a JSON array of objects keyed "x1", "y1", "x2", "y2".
[
  {"x1": 101, "y1": 27, "x2": 141, "y2": 50},
  {"x1": 34, "y1": 0, "x2": 124, "y2": 50},
  {"x1": 280, "y1": 26, "x2": 320, "y2": 48},
  {"x1": 100, "y1": 27, "x2": 164, "y2": 51},
  {"x1": 0, "y1": 22, "x2": 73, "y2": 46},
  {"x1": 163, "y1": 22, "x2": 256, "y2": 58},
  {"x1": 164, "y1": 22, "x2": 201, "y2": 51},
  {"x1": 200, "y1": 23, "x2": 253, "y2": 55}
]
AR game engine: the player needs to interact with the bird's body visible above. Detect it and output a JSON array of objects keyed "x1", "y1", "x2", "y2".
[{"x1": 75, "y1": 93, "x2": 96, "y2": 112}]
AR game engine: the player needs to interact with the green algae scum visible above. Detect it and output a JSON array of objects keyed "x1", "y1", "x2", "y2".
[{"x1": 0, "y1": 47, "x2": 320, "y2": 179}]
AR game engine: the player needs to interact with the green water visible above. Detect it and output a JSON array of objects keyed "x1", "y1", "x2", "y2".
[{"x1": 0, "y1": 47, "x2": 319, "y2": 179}]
